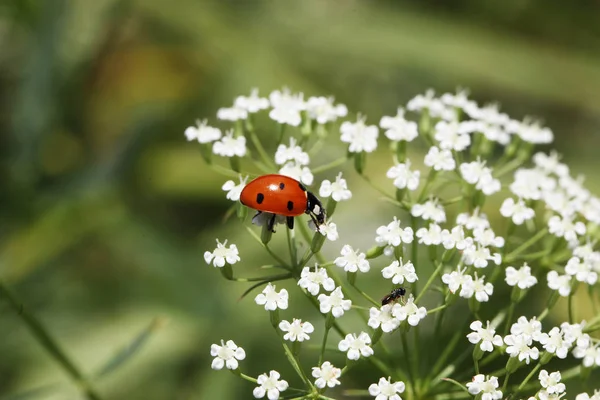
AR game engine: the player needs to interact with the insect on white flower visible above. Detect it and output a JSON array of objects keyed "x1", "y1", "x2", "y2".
[
  {"x1": 252, "y1": 370, "x2": 289, "y2": 400},
  {"x1": 254, "y1": 283, "x2": 289, "y2": 311},
  {"x1": 210, "y1": 339, "x2": 246, "y2": 370},
  {"x1": 338, "y1": 332, "x2": 374, "y2": 360},
  {"x1": 391, "y1": 295, "x2": 427, "y2": 326},
  {"x1": 204, "y1": 239, "x2": 240, "y2": 268},
  {"x1": 279, "y1": 319, "x2": 314, "y2": 342},
  {"x1": 368, "y1": 304, "x2": 401, "y2": 333},
  {"x1": 312, "y1": 361, "x2": 341, "y2": 388},
  {"x1": 368, "y1": 376, "x2": 406, "y2": 400}
]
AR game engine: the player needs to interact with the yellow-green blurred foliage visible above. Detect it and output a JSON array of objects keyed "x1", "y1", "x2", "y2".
[{"x1": 1, "y1": 0, "x2": 599, "y2": 399}]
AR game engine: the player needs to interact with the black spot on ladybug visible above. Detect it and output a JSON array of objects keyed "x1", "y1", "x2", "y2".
[
  {"x1": 298, "y1": 182, "x2": 306, "y2": 192},
  {"x1": 287, "y1": 201, "x2": 294, "y2": 211},
  {"x1": 279, "y1": 182, "x2": 285, "y2": 190},
  {"x1": 256, "y1": 193, "x2": 265, "y2": 204}
]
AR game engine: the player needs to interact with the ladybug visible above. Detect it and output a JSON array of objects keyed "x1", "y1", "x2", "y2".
[
  {"x1": 381, "y1": 287, "x2": 406, "y2": 306},
  {"x1": 240, "y1": 174, "x2": 326, "y2": 232}
]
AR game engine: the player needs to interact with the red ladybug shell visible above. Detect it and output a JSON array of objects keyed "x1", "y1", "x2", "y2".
[{"x1": 240, "y1": 174, "x2": 309, "y2": 217}]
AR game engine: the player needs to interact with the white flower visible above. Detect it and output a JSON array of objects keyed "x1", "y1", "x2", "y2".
[
  {"x1": 424, "y1": 146, "x2": 456, "y2": 171},
  {"x1": 253, "y1": 370, "x2": 289, "y2": 400},
  {"x1": 441, "y1": 89, "x2": 475, "y2": 111},
  {"x1": 510, "y1": 316, "x2": 543, "y2": 343},
  {"x1": 204, "y1": 239, "x2": 240, "y2": 267},
  {"x1": 279, "y1": 161, "x2": 313, "y2": 185},
  {"x1": 512, "y1": 119, "x2": 553, "y2": 144},
  {"x1": 382, "y1": 258, "x2": 418, "y2": 284},
  {"x1": 254, "y1": 283, "x2": 289, "y2": 311},
  {"x1": 575, "y1": 391, "x2": 600, "y2": 400},
  {"x1": 274, "y1": 137, "x2": 309, "y2": 165},
  {"x1": 500, "y1": 198, "x2": 535, "y2": 225},
  {"x1": 392, "y1": 296, "x2": 427, "y2": 326},
  {"x1": 442, "y1": 266, "x2": 470, "y2": 294},
  {"x1": 386, "y1": 160, "x2": 420, "y2": 191},
  {"x1": 456, "y1": 208, "x2": 490, "y2": 230},
  {"x1": 466, "y1": 375, "x2": 502, "y2": 400},
  {"x1": 462, "y1": 243, "x2": 502, "y2": 269},
  {"x1": 335, "y1": 245, "x2": 370, "y2": 273},
  {"x1": 565, "y1": 257, "x2": 598, "y2": 285},
  {"x1": 547, "y1": 270, "x2": 572, "y2": 297},
  {"x1": 212, "y1": 130, "x2": 247, "y2": 157},
  {"x1": 510, "y1": 168, "x2": 555, "y2": 201},
  {"x1": 459, "y1": 159, "x2": 500, "y2": 195},
  {"x1": 279, "y1": 319, "x2": 314, "y2": 342},
  {"x1": 434, "y1": 120, "x2": 471, "y2": 151},
  {"x1": 539, "y1": 327, "x2": 570, "y2": 359},
  {"x1": 407, "y1": 89, "x2": 454, "y2": 120},
  {"x1": 251, "y1": 212, "x2": 286, "y2": 229},
  {"x1": 504, "y1": 334, "x2": 540, "y2": 364},
  {"x1": 318, "y1": 287, "x2": 351, "y2": 317},
  {"x1": 505, "y1": 264, "x2": 538, "y2": 289},
  {"x1": 380, "y1": 108, "x2": 418, "y2": 142},
  {"x1": 298, "y1": 265, "x2": 335, "y2": 296},
  {"x1": 375, "y1": 217, "x2": 414, "y2": 256},
  {"x1": 462, "y1": 273, "x2": 494, "y2": 302},
  {"x1": 441, "y1": 225, "x2": 471, "y2": 250},
  {"x1": 533, "y1": 151, "x2": 569, "y2": 178},
  {"x1": 416, "y1": 223, "x2": 444, "y2": 246},
  {"x1": 467, "y1": 321, "x2": 503, "y2": 352},
  {"x1": 184, "y1": 119, "x2": 222, "y2": 143},
  {"x1": 217, "y1": 105, "x2": 248, "y2": 121},
  {"x1": 312, "y1": 361, "x2": 341, "y2": 388},
  {"x1": 411, "y1": 199, "x2": 446, "y2": 223},
  {"x1": 548, "y1": 214, "x2": 586, "y2": 242},
  {"x1": 338, "y1": 332, "x2": 374, "y2": 360},
  {"x1": 318, "y1": 220, "x2": 339, "y2": 241},
  {"x1": 210, "y1": 340, "x2": 246, "y2": 370},
  {"x1": 269, "y1": 88, "x2": 305, "y2": 126},
  {"x1": 234, "y1": 88, "x2": 270, "y2": 113},
  {"x1": 340, "y1": 116, "x2": 379, "y2": 153},
  {"x1": 222, "y1": 175, "x2": 248, "y2": 201},
  {"x1": 473, "y1": 228, "x2": 504, "y2": 248},
  {"x1": 539, "y1": 370, "x2": 565, "y2": 395},
  {"x1": 573, "y1": 343, "x2": 600, "y2": 368},
  {"x1": 369, "y1": 377, "x2": 406, "y2": 400},
  {"x1": 306, "y1": 96, "x2": 347, "y2": 124},
  {"x1": 368, "y1": 305, "x2": 401, "y2": 333},
  {"x1": 561, "y1": 321, "x2": 590, "y2": 348},
  {"x1": 320, "y1": 172, "x2": 352, "y2": 202}
]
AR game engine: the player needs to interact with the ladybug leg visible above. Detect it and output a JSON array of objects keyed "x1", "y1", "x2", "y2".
[
  {"x1": 307, "y1": 212, "x2": 321, "y2": 232},
  {"x1": 267, "y1": 213, "x2": 276, "y2": 233},
  {"x1": 286, "y1": 216, "x2": 294, "y2": 230}
]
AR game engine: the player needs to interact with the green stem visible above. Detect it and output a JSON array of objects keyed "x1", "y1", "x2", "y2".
[
  {"x1": 0, "y1": 281, "x2": 102, "y2": 400},
  {"x1": 311, "y1": 157, "x2": 348, "y2": 174},
  {"x1": 245, "y1": 227, "x2": 291, "y2": 268},
  {"x1": 515, "y1": 362, "x2": 541, "y2": 394},
  {"x1": 504, "y1": 228, "x2": 548, "y2": 263},
  {"x1": 249, "y1": 131, "x2": 276, "y2": 170},
  {"x1": 415, "y1": 260, "x2": 444, "y2": 303}
]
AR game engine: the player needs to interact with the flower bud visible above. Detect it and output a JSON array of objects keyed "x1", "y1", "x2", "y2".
[
  {"x1": 354, "y1": 151, "x2": 366, "y2": 174},
  {"x1": 506, "y1": 356, "x2": 521, "y2": 374},
  {"x1": 261, "y1": 224, "x2": 273, "y2": 245},
  {"x1": 366, "y1": 246, "x2": 385, "y2": 259}
]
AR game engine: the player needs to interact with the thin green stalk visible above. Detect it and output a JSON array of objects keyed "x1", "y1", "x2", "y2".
[
  {"x1": 504, "y1": 228, "x2": 548, "y2": 262},
  {"x1": 0, "y1": 281, "x2": 102, "y2": 400},
  {"x1": 245, "y1": 227, "x2": 291, "y2": 268},
  {"x1": 249, "y1": 131, "x2": 276, "y2": 170},
  {"x1": 311, "y1": 157, "x2": 348, "y2": 174},
  {"x1": 415, "y1": 260, "x2": 444, "y2": 303}
]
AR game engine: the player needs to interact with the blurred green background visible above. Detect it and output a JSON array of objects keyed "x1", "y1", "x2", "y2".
[{"x1": 1, "y1": 0, "x2": 600, "y2": 399}]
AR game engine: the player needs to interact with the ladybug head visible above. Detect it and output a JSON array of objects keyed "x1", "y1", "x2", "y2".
[{"x1": 306, "y1": 191, "x2": 326, "y2": 225}]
